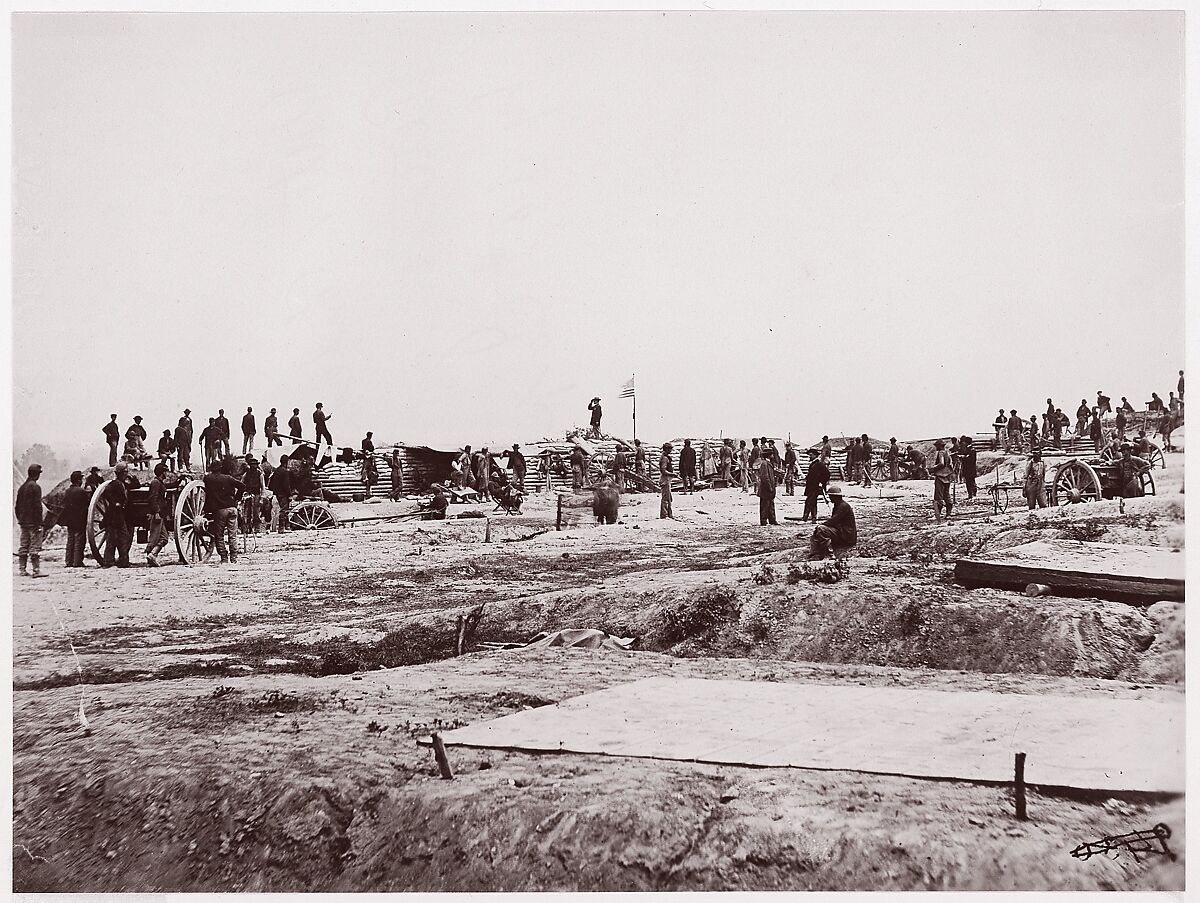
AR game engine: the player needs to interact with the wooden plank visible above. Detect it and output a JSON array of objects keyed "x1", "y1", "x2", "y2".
[
  {"x1": 954, "y1": 539, "x2": 1184, "y2": 603},
  {"x1": 434, "y1": 677, "x2": 1184, "y2": 794}
]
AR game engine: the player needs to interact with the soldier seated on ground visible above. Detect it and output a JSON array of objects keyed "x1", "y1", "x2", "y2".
[
  {"x1": 809, "y1": 485, "x2": 856, "y2": 561},
  {"x1": 422, "y1": 487, "x2": 449, "y2": 520}
]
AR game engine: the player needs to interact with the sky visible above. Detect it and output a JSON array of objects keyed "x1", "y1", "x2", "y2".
[{"x1": 11, "y1": 11, "x2": 1184, "y2": 461}]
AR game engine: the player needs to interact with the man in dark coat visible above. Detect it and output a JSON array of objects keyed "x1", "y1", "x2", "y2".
[
  {"x1": 213, "y1": 410, "x2": 231, "y2": 458},
  {"x1": 810, "y1": 485, "x2": 856, "y2": 560},
  {"x1": 242, "y1": 456, "x2": 264, "y2": 533},
  {"x1": 757, "y1": 452, "x2": 778, "y2": 526},
  {"x1": 84, "y1": 466, "x2": 104, "y2": 494},
  {"x1": 288, "y1": 408, "x2": 303, "y2": 441},
  {"x1": 389, "y1": 449, "x2": 405, "y2": 501},
  {"x1": 102, "y1": 462, "x2": 137, "y2": 568},
  {"x1": 203, "y1": 459, "x2": 246, "y2": 563},
  {"x1": 570, "y1": 444, "x2": 586, "y2": 492},
  {"x1": 16, "y1": 464, "x2": 46, "y2": 576},
  {"x1": 679, "y1": 439, "x2": 697, "y2": 493},
  {"x1": 959, "y1": 436, "x2": 978, "y2": 500},
  {"x1": 588, "y1": 397, "x2": 603, "y2": 439},
  {"x1": 782, "y1": 442, "x2": 798, "y2": 495},
  {"x1": 886, "y1": 438, "x2": 901, "y2": 481},
  {"x1": 103, "y1": 414, "x2": 121, "y2": 467},
  {"x1": 501, "y1": 444, "x2": 526, "y2": 491},
  {"x1": 242, "y1": 407, "x2": 257, "y2": 454},
  {"x1": 264, "y1": 408, "x2": 281, "y2": 447},
  {"x1": 633, "y1": 440, "x2": 646, "y2": 478},
  {"x1": 269, "y1": 454, "x2": 293, "y2": 533},
  {"x1": 312, "y1": 403, "x2": 333, "y2": 446},
  {"x1": 145, "y1": 463, "x2": 173, "y2": 566},
  {"x1": 803, "y1": 450, "x2": 829, "y2": 523},
  {"x1": 60, "y1": 470, "x2": 91, "y2": 568},
  {"x1": 175, "y1": 417, "x2": 192, "y2": 470},
  {"x1": 157, "y1": 430, "x2": 176, "y2": 470},
  {"x1": 611, "y1": 445, "x2": 626, "y2": 492}
]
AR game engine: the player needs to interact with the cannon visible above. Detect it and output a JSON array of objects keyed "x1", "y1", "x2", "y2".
[{"x1": 986, "y1": 455, "x2": 1155, "y2": 514}]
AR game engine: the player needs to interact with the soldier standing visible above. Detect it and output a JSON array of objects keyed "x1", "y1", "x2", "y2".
[
  {"x1": 679, "y1": 439, "x2": 697, "y2": 493},
  {"x1": 588, "y1": 397, "x2": 603, "y2": 439},
  {"x1": 1024, "y1": 450, "x2": 1048, "y2": 509},
  {"x1": 389, "y1": 449, "x2": 405, "y2": 500},
  {"x1": 145, "y1": 463, "x2": 172, "y2": 566},
  {"x1": 103, "y1": 414, "x2": 121, "y2": 467},
  {"x1": 782, "y1": 442, "x2": 798, "y2": 495},
  {"x1": 242, "y1": 407, "x2": 256, "y2": 454},
  {"x1": 15, "y1": 464, "x2": 46, "y2": 577},
  {"x1": 659, "y1": 443, "x2": 674, "y2": 519},
  {"x1": 288, "y1": 408, "x2": 303, "y2": 442},
  {"x1": 264, "y1": 408, "x2": 281, "y2": 446},
  {"x1": 214, "y1": 409, "x2": 231, "y2": 458},
  {"x1": 313, "y1": 403, "x2": 333, "y2": 446},
  {"x1": 175, "y1": 417, "x2": 192, "y2": 470},
  {"x1": 757, "y1": 451, "x2": 778, "y2": 526}
]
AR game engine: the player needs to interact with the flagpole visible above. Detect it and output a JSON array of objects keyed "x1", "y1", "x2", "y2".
[{"x1": 632, "y1": 374, "x2": 637, "y2": 442}]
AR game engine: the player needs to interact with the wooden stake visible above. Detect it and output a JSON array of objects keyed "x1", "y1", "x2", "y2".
[
  {"x1": 1014, "y1": 751, "x2": 1028, "y2": 820},
  {"x1": 454, "y1": 614, "x2": 465, "y2": 656},
  {"x1": 431, "y1": 732, "x2": 454, "y2": 780},
  {"x1": 484, "y1": 517, "x2": 492, "y2": 543}
]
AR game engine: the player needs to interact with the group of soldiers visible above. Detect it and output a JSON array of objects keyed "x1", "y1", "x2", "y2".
[
  {"x1": 102, "y1": 404, "x2": 339, "y2": 472},
  {"x1": 994, "y1": 374, "x2": 1184, "y2": 455}
]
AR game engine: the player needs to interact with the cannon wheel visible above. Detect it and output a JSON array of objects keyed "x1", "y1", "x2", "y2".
[
  {"x1": 174, "y1": 480, "x2": 215, "y2": 565},
  {"x1": 1146, "y1": 441, "x2": 1166, "y2": 470},
  {"x1": 1051, "y1": 460, "x2": 1102, "y2": 506},
  {"x1": 288, "y1": 500, "x2": 339, "y2": 531},
  {"x1": 870, "y1": 460, "x2": 889, "y2": 482},
  {"x1": 1139, "y1": 469, "x2": 1156, "y2": 497},
  {"x1": 85, "y1": 480, "x2": 114, "y2": 562}
]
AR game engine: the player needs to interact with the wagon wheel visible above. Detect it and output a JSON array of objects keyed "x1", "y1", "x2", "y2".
[
  {"x1": 288, "y1": 500, "x2": 339, "y2": 531},
  {"x1": 85, "y1": 480, "x2": 113, "y2": 562},
  {"x1": 871, "y1": 460, "x2": 889, "y2": 482},
  {"x1": 1051, "y1": 460, "x2": 1102, "y2": 506},
  {"x1": 1146, "y1": 441, "x2": 1166, "y2": 470},
  {"x1": 1139, "y1": 469, "x2": 1156, "y2": 497},
  {"x1": 174, "y1": 480, "x2": 215, "y2": 565}
]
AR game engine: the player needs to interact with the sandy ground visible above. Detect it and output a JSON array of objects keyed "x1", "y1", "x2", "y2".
[{"x1": 11, "y1": 455, "x2": 1186, "y2": 891}]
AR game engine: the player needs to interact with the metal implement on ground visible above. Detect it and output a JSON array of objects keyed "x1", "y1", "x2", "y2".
[{"x1": 1069, "y1": 823, "x2": 1175, "y2": 863}]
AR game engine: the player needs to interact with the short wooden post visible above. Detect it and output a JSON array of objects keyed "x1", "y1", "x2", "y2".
[
  {"x1": 431, "y1": 733, "x2": 454, "y2": 780},
  {"x1": 484, "y1": 517, "x2": 492, "y2": 543},
  {"x1": 556, "y1": 495, "x2": 563, "y2": 531},
  {"x1": 1014, "y1": 752, "x2": 1028, "y2": 820},
  {"x1": 454, "y1": 614, "x2": 466, "y2": 656}
]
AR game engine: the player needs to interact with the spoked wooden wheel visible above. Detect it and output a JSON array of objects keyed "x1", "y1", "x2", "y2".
[
  {"x1": 1139, "y1": 470, "x2": 1156, "y2": 497},
  {"x1": 174, "y1": 480, "x2": 215, "y2": 564},
  {"x1": 1051, "y1": 460, "x2": 1102, "y2": 506},
  {"x1": 85, "y1": 480, "x2": 113, "y2": 562},
  {"x1": 870, "y1": 460, "x2": 889, "y2": 482},
  {"x1": 288, "y1": 500, "x2": 339, "y2": 531},
  {"x1": 1146, "y1": 442, "x2": 1166, "y2": 469}
]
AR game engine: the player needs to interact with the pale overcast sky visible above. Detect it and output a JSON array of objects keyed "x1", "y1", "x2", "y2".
[{"x1": 12, "y1": 12, "x2": 1183, "y2": 459}]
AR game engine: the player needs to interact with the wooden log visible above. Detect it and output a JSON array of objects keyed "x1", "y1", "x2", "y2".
[{"x1": 954, "y1": 540, "x2": 1184, "y2": 605}]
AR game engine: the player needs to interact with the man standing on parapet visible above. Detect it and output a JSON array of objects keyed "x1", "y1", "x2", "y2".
[
  {"x1": 659, "y1": 442, "x2": 674, "y2": 519},
  {"x1": 15, "y1": 464, "x2": 46, "y2": 577},
  {"x1": 810, "y1": 485, "x2": 855, "y2": 561},
  {"x1": 1089, "y1": 412, "x2": 1103, "y2": 454},
  {"x1": 126, "y1": 415, "x2": 148, "y2": 458},
  {"x1": 757, "y1": 447, "x2": 778, "y2": 526},
  {"x1": 1044, "y1": 399, "x2": 1055, "y2": 441},
  {"x1": 1006, "y1": 409, "x2": 1024, "y2": 453},
  {"x1": 802, "y1": 449, "x2": 829, "y2": 522},
  {"x1": 175, "y1": 417, "x2": 192, "y2": 470},
  {"x1": 1024, "y1": 449, "x2": 1047, "y2": 510},
  {"x1": 264, "y1": 408, "x2": 281, "y2": 447},
  {"x1": 241, "y1": 407, "x2": 256, "y2": 454},
  {"x1": 1052, "y1": 408, "x2": 1067, "y2": 449},
  {"x1": 103, "y1": 414, "x2": 121, "y2": 467},
  {"x1": 288, "y1": 408, "x2": 303, "y2": 443},
  {"x1": 993, "y1": 409, "x2": 1006, "y2": 451},
  {"x1": 213, "y1": 409, "x2": 231, "y2": 458},
  {"x1": 1075, "y1": 399, "x2": 1090, "y2": 438},
  {"x1": 313, "y1": 403, "x2": 333, "y2": 447},
  {"x1": 1097, "y1": 391, "x2": 1112, "y2": 418},
  {"x1": 588, "y1": 396, "x2": 603, "y2": 439},
  {"x1": 679, "y1": 439, "x2": 697, "y2": 493}
]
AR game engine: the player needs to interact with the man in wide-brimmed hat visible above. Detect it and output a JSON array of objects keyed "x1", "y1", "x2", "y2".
[
  {"x1": 810, "y1": 484, "x2": 856, "y2": 560},
  {"x1": 659, "y1": 442, "x2": 674, "y2": 519},
  {"x1": 588, "y1": 396, "x2": 603, "y2": 439}
]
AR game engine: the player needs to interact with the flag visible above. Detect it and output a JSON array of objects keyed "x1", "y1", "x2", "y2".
[{"x1": 618, "y1": 376, "x2": 635, "y2": 399}]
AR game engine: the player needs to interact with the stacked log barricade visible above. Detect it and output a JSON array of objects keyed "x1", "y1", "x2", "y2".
[{"x1": 314, "y1": 445, "x2": 458, "y2": 500}]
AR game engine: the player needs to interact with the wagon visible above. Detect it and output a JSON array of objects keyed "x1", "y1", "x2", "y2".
[{"x1": 986, "y1": 456, "x2": 1156, "y2": 514}]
